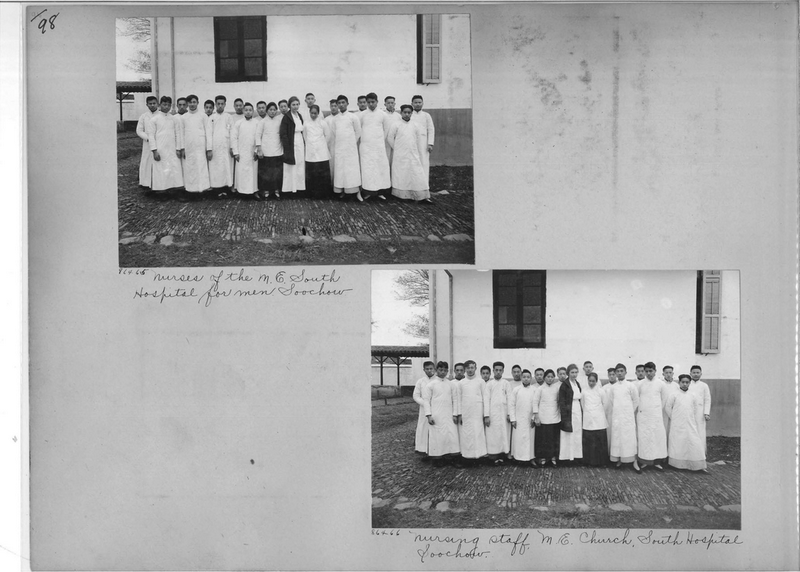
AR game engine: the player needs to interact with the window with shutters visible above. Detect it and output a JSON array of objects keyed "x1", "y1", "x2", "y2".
[
  {"x1": 493, "y1": 270, "x2": 546, "y2": 349},
  {"x1": 696, "y1": 270, "x2": 721, "y2": 354},
  {"x1": 417, "y1": 14, "x2": 441, "y2": 84},
  {"x1": 214, "y1": 17, "x2": 267, "y2": 83}
]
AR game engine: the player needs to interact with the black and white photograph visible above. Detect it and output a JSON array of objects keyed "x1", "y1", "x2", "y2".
[
  {"x1": 17, "y1": 1, "x2": 799, "y2": 570},
  {"x1": 116, "y1": 13, "x2": 474, "y2": 267},
  {"x1": 372, "y1": 269, "x2": 741, "y2": 530}
]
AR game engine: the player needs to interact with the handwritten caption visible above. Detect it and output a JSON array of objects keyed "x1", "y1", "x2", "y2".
[
  {"x1": 30, "y1": 8, "x2": 59, "y2": 34},
  {"x1": 121, "y1": 268, "x2": 353, "y2": 306},
  {"x1": 371, "y1": 529, "x2": 742, "y2": 563}
]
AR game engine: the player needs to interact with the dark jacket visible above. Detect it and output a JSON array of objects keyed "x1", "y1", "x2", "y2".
[
  {"x1": 279, "y1": 111, "x2": 304, "y2": 165},
  {"x1": 558, "y1": 380, "x2": 582, "y2": 432}
]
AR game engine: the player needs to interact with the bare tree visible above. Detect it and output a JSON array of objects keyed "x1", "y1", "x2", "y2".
[
  {"x1": 393, "y1": 270, "x2": 429, "y2": 307},
  {"x1": 402, "y1": 314, "x2": 429, "y2": 342},
  {"x1": 394, "y1": 270, "x2": 430, "y2": 341},
  {"x1": 127, "y1": 50, "x2": 151, "y2": 78},
  {"x1": 117, "y1": 17, "x2": 151, "y2": 42},
  {"x1": 117, "y1": 18, "x2": 152, "y2": 77}
]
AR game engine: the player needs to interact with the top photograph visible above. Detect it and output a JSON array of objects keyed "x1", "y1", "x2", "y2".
[{"x1": 116, "y1": 13, "x2": 474, "y2": 267}]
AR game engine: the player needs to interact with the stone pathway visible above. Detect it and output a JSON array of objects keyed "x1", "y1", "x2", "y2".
[
  {"x1": 372, "y1": 403, "x2": 741, "y2": 520},
  {"x1": 119, "y1": 141, "x2": 474, "y2": 247}
]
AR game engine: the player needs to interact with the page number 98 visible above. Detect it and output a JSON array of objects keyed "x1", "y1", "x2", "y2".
[{"x1": 31, "y1": 9, "x2": 59, "y2": 34}]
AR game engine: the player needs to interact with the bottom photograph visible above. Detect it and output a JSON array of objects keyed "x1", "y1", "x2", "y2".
[{"x1": 370, "y1": 269, "x2": 741, "y2": 530}]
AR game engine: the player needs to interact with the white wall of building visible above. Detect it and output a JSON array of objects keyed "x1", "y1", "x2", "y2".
[
  {"x1": 120, "y1": 93, "x2": 149, "y2": 122},
  {"x1": 154, "y1": 15, "x2": 471, "y2": 110},
  {"x1": 433, "y1": 269, "x2": 740, "y2": 380}
]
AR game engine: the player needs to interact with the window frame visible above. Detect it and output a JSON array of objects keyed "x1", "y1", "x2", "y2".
[
  {"x1": 696, "y1": 270, "x2": 722, "y2": 354},
  {"x1": 492, "y1": 270, "x2": 547, "y2": 349},
  {"x1": 416, "y1": 14, "x2": 442, "y2": 84},
  {"x1": 213, "y1": 16, "x2": 267, "y2": 83}
]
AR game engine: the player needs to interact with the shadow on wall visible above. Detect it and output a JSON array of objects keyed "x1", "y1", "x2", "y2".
[
  {"x1": 428, "y1": 108, "x2": 473, "y2": 167},
  {"x1": 705, "y1": 379, "x2": 740, "y2": 437}
]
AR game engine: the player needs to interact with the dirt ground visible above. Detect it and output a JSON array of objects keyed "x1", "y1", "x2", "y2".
[
  {"x1": 372, "y1": 401, "x2": 741, "y2": 530},
  {"x1": 117, "y1": 132, "x2": 474, "y2": 267}
]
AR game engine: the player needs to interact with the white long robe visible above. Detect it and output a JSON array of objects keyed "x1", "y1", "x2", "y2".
[
  {"x1": 661, "y1": 380, "x2": 681, "y2": 444},
  {"x1": 688, "y1": 380, "x2": 712, "y2": 454},
  {"x1": 230, "y1": 114, "x2": 247, "y2": 190},
  {"x1": 180, "y1": 110, "x2": 212, "y2": 193},
  {"x1": 581, "y1": 383, "x2": 607, "y2": 430},
  {"x1": 304, "y1": 117, "x2": 330, "y2": 163},
  {"x1": 559, "y1": 380, "x2": 583, "y2": 460},
  {"x1": 383, "y1": 110, "x2": 402, "y2": 165},
  {"x1": 410, "y1": 109, "x2": 435, "y2": 186},
  {"x1": 608, "y1": 380, "x2": 639, "y2": 462},
  {"x1": 209, "y1": 112, "x2": 234, "y2": 188},
  {"x1": 136, "y1": 110, "x2": 156, "y2": 187},
  {"x1": 484, "y1": 378, "x2": 509, "y2": 454},
  {"x1": 505, "y1": 379, "x2": 522, "y2": 450},
  {"x1": 509, "y1": 383, "x2": 539, "y2": 461},
  {"x1": 457, "y1": 376, "x2": 488, "y2": 459},
  {"x1": 232, "y1": 117, "x2": 260, "y2": 195},
  {"x1": 412, "y1": 376, "x2": 432, "y2": 454},
  {"x1": 665, "y1": 390, "x2": 706, "y2": 470},
  {"x1": 636, "y1": 377, "x2": 668, "y2": 461},
  {"x1": 146, "y1": 111, "x2": 183, "y2": 191},
  {"x1": 173, "y1": 114, "x2": 186, "y2": 178},
  {"x1": 330, "y1": 112, "x2": 361, "y2": 192},
  {"x1": 359, "y1": 109, "x2": 391, "y2": 191},
  {"x1": 602, "y1": 381, "x2": 617, "y2": 449},
  {"x1": 387, "y1": 120, "x2": 429, "y2": 200},
  {"x1": 323, "y1": 113, "x2": 338, "y2": 181},
  {"x1": 256, "y1": 115, "x2": 283, "y2": 158},
  {"x1": 422, "y1": 377, "x2": 460, "y2": 457}
]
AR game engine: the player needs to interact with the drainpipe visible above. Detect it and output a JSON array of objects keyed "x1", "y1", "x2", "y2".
[
  {"x1": 444, "y1": 270, "x2": 454, "y2": 368},
  {"x1": 151, "y1": 18, "x2": 159, "y2": 96},
  {"x1": 429, "y1": 271, "x2": 437, "y2": 363},
  {"x1": 170, "y1": 17, "x2": 176, "y2": 113}
]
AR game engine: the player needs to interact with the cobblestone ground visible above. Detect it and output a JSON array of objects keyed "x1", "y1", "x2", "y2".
[
  {"x1": 118, "y1": 132, "x2": 474, "y2": 266},
  {"x1": 372, "y1": 402, "x2": 741, "y2": 529}
]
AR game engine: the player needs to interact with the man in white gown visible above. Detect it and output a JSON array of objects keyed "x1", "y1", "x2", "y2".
[
  {"x1": 412, "y1": 361, "x2": 436, "y2": 459},
  {"x1": 636, "y1": 362, "x2": 668, "y2": 471},
  {"x1": 359, "y1": 92, "x2": 391, "y2": 200},
  {"x1": 505, "y1": 364, "x2": 522, "y2": 457},
  {"x1": 484, "y1": 361, "x2": 510, "y2": 464},
  {"x1": 146, "y1": 96, "x2": 184, "y2": 196},
  {"x1": 178, "y1": 94, "x2": 212, "y2": 198},
  {"x1": 509, "y1": 369, "x2": 539, "y2": 464},
  {"x1": 603, "y1": 367, "x2": 617, "y2": 453},
  {"x1": 608, "y1": 363, "x2": 640, "y2": 472},
  {"x1": 422, "y1": 361, "x2": 461, "y2": 467},
  {"x1": 665, "y1": 374, "x2": 708, "y2": 472},
  {"x1": 356, "y1": 95, "x2": 368, "y2": 117},
  {"x1": 688, "y1": 365, "x2": 712, "y2": 454},
  {"x1": 229, "y1": 98, "x2": 247, "y2": 193},
  {"x1": 209, "y1": 95, "x2": 234, "y2": 198},
  {"x1": 136, "y1": 96, "x2": 158, "y2": 189},
  {"x1": 580, "y1": 361, "x2": 595, "y2": 387},
  {"x1": 383, "y1": 96, "x2": 402, "y2": 168},
  {"x1": 410, "y1": 95, "x2": 435, "y2": 188},
  {"x1": 231, "y1": 103, "x2": 260, "y2": 198},
  {"x1": 660, "y1": 365, "x2": 681, "y2": 461},
  {"x1": 324, "y1": 99, "x2": 339, "y2": 183},
  {"x1": 457, "y1": 361, "x2": 488, "y2": 464},
  {"x1": 330, "y1": 95, "x2": 362, "y2": 199},
  {"x1": 386, "y1": 105, "x2": 431, "y2": 203}
]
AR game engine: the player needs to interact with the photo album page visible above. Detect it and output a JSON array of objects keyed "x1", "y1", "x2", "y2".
[{"x1": 20, "y1": 2, "x2": 798, "y2": 571}]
